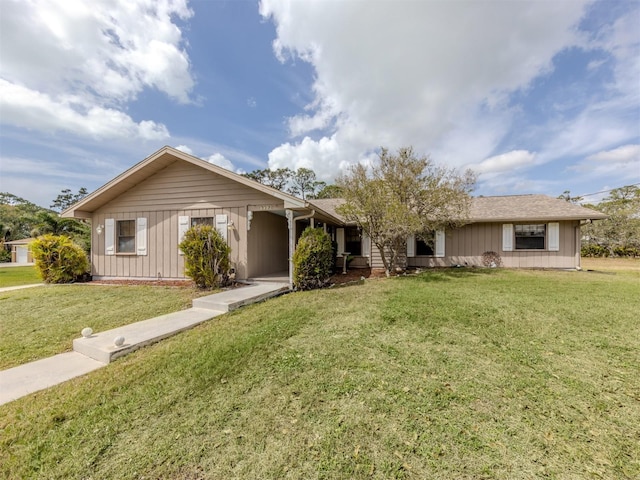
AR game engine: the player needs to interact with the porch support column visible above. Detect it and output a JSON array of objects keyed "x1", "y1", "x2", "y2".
[{"x1": 286, "y1": 209, "x2": 294, "y2": 288}]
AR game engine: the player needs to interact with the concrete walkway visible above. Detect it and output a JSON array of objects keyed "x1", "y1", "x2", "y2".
[
  {"x1": 0, "y1": 283, "x2": 43, "y2": 293},
  {"x1": 0, "y1": 282, "x2": 289, "y2": 406}
]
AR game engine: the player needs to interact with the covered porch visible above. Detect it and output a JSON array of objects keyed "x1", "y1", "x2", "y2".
[{"x1": 245, "y1": 205, "x2": 344, "y2": 286}]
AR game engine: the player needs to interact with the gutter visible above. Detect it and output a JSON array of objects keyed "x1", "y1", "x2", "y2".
[{"x1": 295, "y1": 209, "x2": 316, "y2": 227}]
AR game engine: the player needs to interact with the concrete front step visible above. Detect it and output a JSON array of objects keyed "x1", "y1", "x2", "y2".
[
  {"x1": 192, "y1": 282, "x2": 290, "y2": 312},
  {"x1": 73, "y1": 307, "x2": 222, "y2": 364}
]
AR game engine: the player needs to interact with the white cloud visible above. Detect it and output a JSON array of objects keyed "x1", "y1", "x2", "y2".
[
  {"x1": 570, "y1": 144, "x2": 640, "y2": 180},
  {"x1": 174, "y1": 145, "x2": 194, "y2": 155},
  {"x1": 173, "y1": 146, "x2": 236, "y2": 171},
  {"x1": 0, "y1": 0, "x2": 194, "y2": 140},
  {"x1": 471, "y1": 150, "x2": 537, "y2": 175},
  {"x1": 593, "y1": 6, "x2": 640, "y2": 103},
  {"x1": 260, "y1": 0, "x2": 592, "y2": 176},
  {"x1": 267, "y1": 134, "x2": 376, "y2": 181},
  {"x1": 586, "y1": 144, "x2": 640, "y2": 164},
  {"x1": 0, "y1": 80, "x2": 169, "y2": 140},
  {"x1": 207, "y1": 153, "x2": 235, "y2": 171}
]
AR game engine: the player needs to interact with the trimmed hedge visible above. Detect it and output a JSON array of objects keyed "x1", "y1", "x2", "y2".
[
  {"x1": 179, "y1": 225, "x2": 231, "y2": 289},
  {"x1": 293, "y1": 227, "x2": 333, "y2": 290},
  {"x1": 31, "y1": 234, "x2": 89, "y2": 283}
]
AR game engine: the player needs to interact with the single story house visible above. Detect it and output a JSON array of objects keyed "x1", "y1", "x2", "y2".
[
  {"x1": 3, "y1": 238, "x2": 35, "y2": 264},
  {"x1": 308, "y1": 196, "x2": 608, "y2": 270},
  {"x1": 62, "y1": 146, "x2": 607, "y2": 285}
]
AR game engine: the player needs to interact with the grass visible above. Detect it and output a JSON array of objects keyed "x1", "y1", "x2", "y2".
[
  {"x1": 1, "y1": 267, "x2": 639, "y2": 479},
  {"x1": 0, "y1": 285, "x2": 201, "y2": 370},
  {"x1": 0, "y1": 265, "x2": 41, "y2": 287},
  {"x1": 582, "y1": 256, "x2": 640, "y2": 271}
]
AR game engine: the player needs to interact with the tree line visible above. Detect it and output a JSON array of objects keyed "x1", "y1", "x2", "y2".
[
  {"x1": 0, "y1": 189, "x2": 90, "y2": 261},
  {"x1": 241, "y1": 167, "x2": 342, "y2": 200},
  {"x1": 559, "y1": 186, "x2": 640, "y2": 257}
]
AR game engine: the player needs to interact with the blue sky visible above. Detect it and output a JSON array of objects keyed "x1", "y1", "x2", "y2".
[{"x1": 0, "y1": 0, "x2": 638, "y2": 208}]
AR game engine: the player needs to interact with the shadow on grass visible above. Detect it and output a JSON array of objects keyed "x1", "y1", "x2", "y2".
[{"x1": 398, "y1": 267, "x2": 503, "y2": 283}]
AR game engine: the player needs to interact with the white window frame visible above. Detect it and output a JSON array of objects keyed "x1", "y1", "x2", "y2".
[
  {"x1": 408, "y1": 229, "x2": 444, "y2": 257},
  {"x1": 514, "y1": 224, "x2": 547, "y2": 250},
  {"x1": 503, "y1": 222, "x2": 560, "y2": 252},
  {"x1": 105, "y1": 218, "x2": 146, "y2": 255}
]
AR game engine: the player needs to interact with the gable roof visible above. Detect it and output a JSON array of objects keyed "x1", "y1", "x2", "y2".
[
  {"x1": 307, "y1": 198, "x2": 347, "y2": 222},
  {"x1": 61, "y1": 146, "x2": 306, "y2": 218},
  {"x1": 309, "y1": 195, "x2": 607, "y2": 223}
]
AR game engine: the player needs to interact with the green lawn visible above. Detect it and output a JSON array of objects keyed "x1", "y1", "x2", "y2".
[
  {"x1": 1, "y1": 268, "x2": 638, "y2": 479},
  {"x1": 0, "y1": 285, "x2": 201, "y2": 369},
  {"x1": 0, "y1": 265, "x2": 41, "y2": 287}
]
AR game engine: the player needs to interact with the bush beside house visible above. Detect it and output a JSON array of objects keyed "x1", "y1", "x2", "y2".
[
  {"x1": 179, "y1": 225, "x2": 231, "y2": 289},
  {"x1": 31, "y1": 234, "x2": 89, "y2": 283},
  {"x1": 293, "y1": 227, "x2": 333, "y2": 290}
]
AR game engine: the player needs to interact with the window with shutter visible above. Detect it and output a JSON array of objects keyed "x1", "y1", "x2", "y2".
[{"x1": 515, "y1": 224, "x2": 546, "y2": 250}]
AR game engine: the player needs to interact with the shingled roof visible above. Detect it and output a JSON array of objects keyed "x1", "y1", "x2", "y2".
[
  {"x1": 470, "y1": 195, "x2": 607, "y2": 222},
  {"x1": 309, "y1": 195, "x2": 607, "y2": 224},
  {"x1": 307, "y1": 198, "x2": 347, "y2": 221}
]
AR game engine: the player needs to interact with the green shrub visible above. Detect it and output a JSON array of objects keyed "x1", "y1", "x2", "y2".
[
  {"x1": 581, "y1": 244, "x2": 608, "y2": 257},
  {"x1": 179, "y1": 225, "x2": 231, "y2": 289},
  {"x1": 31, "y1": 234, "x2": 89, "y2": 283},
  {"x1": 0, "y1": 246, "x2": 11, "y2": 263},
  {"x1": 293, "y1": 227, "x2": 333, "y2": 290},
  {"x1": 613, "y1": 246, "x2": 640, "y2": 258}
]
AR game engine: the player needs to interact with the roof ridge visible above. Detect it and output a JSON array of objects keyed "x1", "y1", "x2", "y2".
[{"x1": 473, "y1": 194, "x2": 543, "y2": 199}]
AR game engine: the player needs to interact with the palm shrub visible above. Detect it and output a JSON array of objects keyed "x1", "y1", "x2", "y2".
[
  {"x1": 293, "y1": 227, "x2": 333, "y2": 290},
  {"x1": 31, "y1": 234, "x2": 89, "y2": 283},
  {"x1": 179, "y1": 225, "x2": 231, "y2": 289}
]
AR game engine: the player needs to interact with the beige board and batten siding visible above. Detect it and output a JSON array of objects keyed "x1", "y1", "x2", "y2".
[
  {"x1": 92, "y1": 160, "x2": 282, "y2": 280},
  {"x1": 407, "y1": 221, "x2": 579, "y2": 269}
]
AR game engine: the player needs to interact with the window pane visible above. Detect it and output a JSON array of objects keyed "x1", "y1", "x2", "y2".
[
  {"x1": 117, "y1": 220, "x2": 135, "y2": 253},
  {"x1": 118, "y1": 219, "x2": 135, "y2": 236},
  {"x1": 118, "y1": 236, "x2": 135, "y2": 253},
  {"x1": 515, "y1": 224, "x2": 545, "y2": 250},
  {"x1": 416, "y1": 239, "x2": 434, "y2": 256},
  {"x1": 345, "y1": 227, "x2": 362, "y2": 255},
  {"x1": 191, "y1": 217, "x2": 213, "y2": 227}
]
